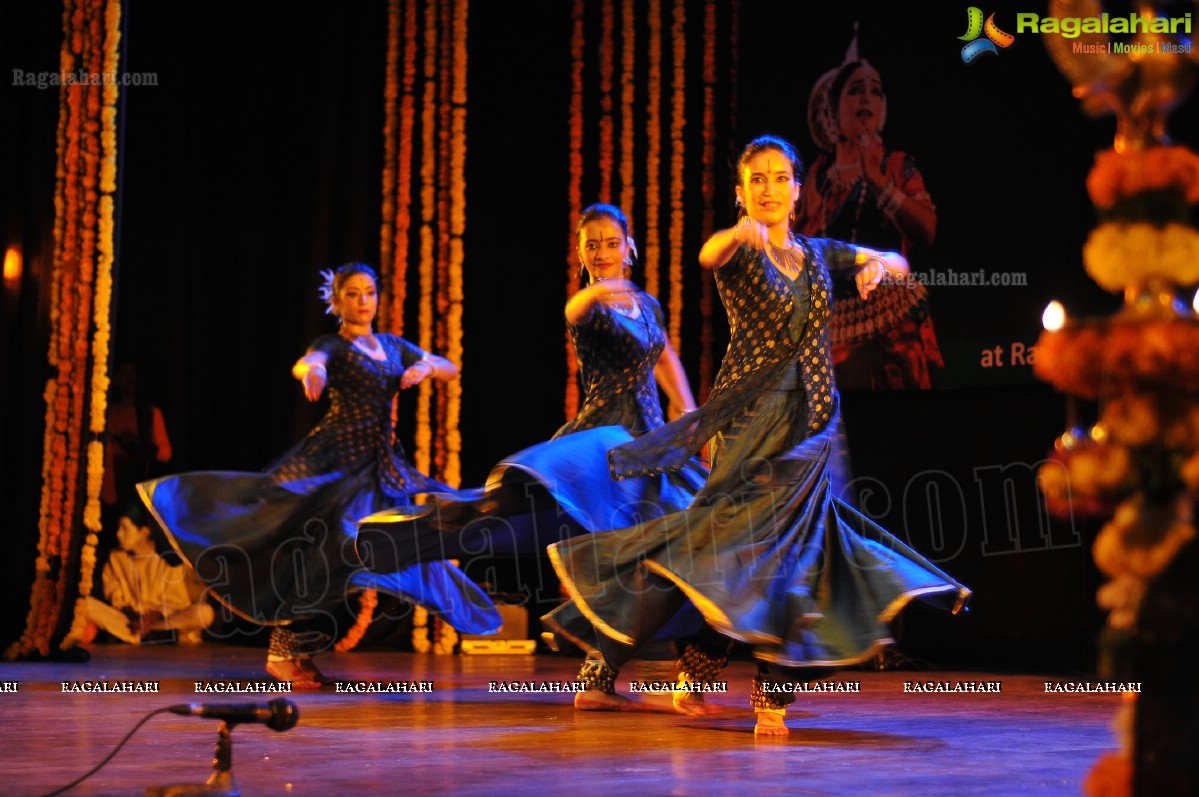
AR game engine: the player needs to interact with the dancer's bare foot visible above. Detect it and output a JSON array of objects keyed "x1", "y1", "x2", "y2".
[
  {"x1": 266, "y1": 656, "x2": 333, "y2": 689},
  {"x1": 574, "y1": 689, "x2": 632, "y2": 710},
  {"x1": 673, "y1": 691, "x2": 721, "y2": 716},
  {"x1": 753, "y1": 710, "x2": 789, "y2": 736}
]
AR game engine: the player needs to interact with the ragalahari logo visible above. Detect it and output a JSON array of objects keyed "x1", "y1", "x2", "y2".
[{"x1": 959, "y1": 7, "x2": 1015, "y2": 62}]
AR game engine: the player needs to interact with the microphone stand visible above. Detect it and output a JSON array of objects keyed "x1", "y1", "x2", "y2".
[{"x1": 145, "y1": 721, "x2": 239, "y2": 797}]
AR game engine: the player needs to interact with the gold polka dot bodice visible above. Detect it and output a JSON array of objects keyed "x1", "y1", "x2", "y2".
[
  {"x1": 269, "y1": 333, "x2": 447, "y2": 497},
  {"x1": 712, "y1": 238, "x2": 838, "y2": 435},
  {"x1": 609, "y1": 236, "x2": 854, "y2": 479},
  {"x1": 559, "y1": 291, "x2": 667, "y2": 438}
]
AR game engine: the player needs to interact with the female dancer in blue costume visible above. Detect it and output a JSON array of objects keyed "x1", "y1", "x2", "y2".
[
  {"x1": 357, "y1": 205, "x2": 701, "y2": 565},
  {"x1": 547, "y1": 136, "x2": 970, "y2": 735},
  {"x1": 355, "y1": 205, "x2": 706, "y2": 704},
  {"x1": 138, "y1": 263, "x2": 500, "y2": 687}
]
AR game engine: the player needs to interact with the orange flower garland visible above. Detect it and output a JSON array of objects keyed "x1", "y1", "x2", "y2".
[
  {"x1": 445, "y1": 0, "x2": 468, "y2": 490},
  {"x1": 698, "y1": 0, "x2": 717, "y2": 399},
  {"x1": 379, "y1": 0, "x2": 400, "y2": 312},
  {"x1": 619, "y1": 0, "x2": 635, "y2": 229},
  {"x1": 372, "y1": 0, "x2": 468, "y2": 653},
  {"x1": 599, "y1": 0, "x2": 615, "y2": 201},
  {"x1": 391, "y1": 0, "x2": 418, "y2": 334},
  {"x1": 644, "y1": 0, "x2": 662, "y2": 301},
  {"x1": 415, "y1": 0, "x2": 439, "y2": 477},
  {"x1": 564, "y1": 0, "x2": 585, "y2": 421},
  {"x1": 433, "y1": 0, "x2": 452, "y2": 479},
  {"x1": 1088, "y1": 146, "x2": 1199, "y2": 209},
  {"x1": 8, "y1": 0, "x2": 121, "y2": 659},
  {"x1": 1035, "y1": 318, "x2": 1199, "y2": 399},
  {"x1": 667, "y1": 0, "x2": 686, "y2": 354},
  {"x1": 334, "y1": 587, "x2": 378, "y2": 653},
  {"x1": 346, "y1": 0, "x2": 410, "y2": 655}
]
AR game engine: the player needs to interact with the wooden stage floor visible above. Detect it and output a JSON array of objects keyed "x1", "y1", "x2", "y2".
[{"x1": 1, "y1": 643, "x2": 1118, "y2": 796}]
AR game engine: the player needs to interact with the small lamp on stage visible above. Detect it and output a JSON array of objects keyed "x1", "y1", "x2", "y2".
[
  {"x1": 1042, "y1": 300, "x2": 1066, "y2": 332},
  {"x1": 145, "y1": 699, "x2": 298, "y2": 797}
]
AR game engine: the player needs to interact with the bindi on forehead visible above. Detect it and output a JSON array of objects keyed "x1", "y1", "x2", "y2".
[
  {"x1": 584, "y1": 222, "x2": 623, "y2": 243},
  {"x1": 747, "y1": 153, "x2": 793, "y2": 178}
]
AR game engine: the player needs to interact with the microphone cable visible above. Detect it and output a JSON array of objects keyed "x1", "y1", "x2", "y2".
[{"x1": 39, "y1": 706, "x2": 173, "y2": 797}]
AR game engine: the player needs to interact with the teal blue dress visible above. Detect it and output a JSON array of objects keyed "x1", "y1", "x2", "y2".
[
  {"x1": 547, "y1": 240, "x2": 970, "y2": 667},
  {"x1": 138, "y1": 333, "x2": 502, "y2": 637},
  {"x1": 355, "y1": 292, "x2": 705, "y2": 592}
]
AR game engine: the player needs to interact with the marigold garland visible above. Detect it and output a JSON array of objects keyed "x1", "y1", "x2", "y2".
[
  {"x1": 1083, "y1": 223, "x2": 1199, "y2": 293},
  {"x1": 619, "y1": 0, "x2": 635, "y2": 229},
  {"x1": 390, "y1": 0, "x2": 418, "y2": 334},
  {"x1": 699, "y1": 0, "x2": 717, "y2": 399},
  {"x1": 599, "y1": 0, "x2": 615, "y2": 201},
  {"x1": 1041, "y1": 130, "x2": 1199, "y2": 794},
  {"x1": 1036, "y1": 318, "x2": 1199, "y2": 399},
  {"x1": 1088, "y1": 146, "x2": 1199, "y2": 209},
  {"x1": 644, "y1": 0, "x2": 662, "y2": 301},
  {"x1": 415, "y1": 0, "x2": 438, "y2": 477},
  {"x1": 433, "y1": 0, "x2": 452, "y2": 479},
  {"x1": 379, "y1": 0, "x2": 400, "y2": 322},
  {"x1": 348, "y1": 0, "x2": 411, "y2": 654},
  {"x1": 8, "y1": 0, "x2": 121, "y2": 660},
  {"x1": 667, "y1": 0, "x2": 686, "y2": 354},
  {"x1": 374, "y1": 0, "x2": 468, "y2": 653},
  {"x1": 564, "y1": 0, "x2": 585, "y2": 421},
  {"x1": 334, "y1": 588, "x2": 378, "y2": 653},
  {"x1": 445, "y1": 0, "x2": 468, "y2": 490}
]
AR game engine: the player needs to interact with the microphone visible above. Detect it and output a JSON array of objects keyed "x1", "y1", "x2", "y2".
[{"x1": 166, "y1": 698, "x2": 299, "y2": 731}]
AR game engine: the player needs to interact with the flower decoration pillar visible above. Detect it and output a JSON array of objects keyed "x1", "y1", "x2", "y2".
[
  {"x1": 1037, "y1": 4, "x2": 1199, "y2": 791},
  {"x1": 5, "y1": 0, "x2": 123, "y2": 662}
]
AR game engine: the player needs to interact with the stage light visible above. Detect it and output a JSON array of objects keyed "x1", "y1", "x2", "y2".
[
  {"x1": 1042, "y1": 300, "x2": 1065, "y2": 331},
  {"x1": 1193, "y1": 288, "x2": 1199, "y2": 315},
  {"x1": 3, "y1": 245, "x2": 21, "y2": 284}
]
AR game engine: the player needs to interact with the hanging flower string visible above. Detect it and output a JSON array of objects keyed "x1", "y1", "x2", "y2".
[
  {"x1": 699, "y1": 0, "x2": 717, "y2": 399},
  {"x1": 371, "y1": 0, "x2": 469, "y2": 653},
  {"x1": 379, "y1": 0, "x2": 400, "y2": 312},
  {"x1": 8, "y1": 0, "x2": 121, "y2": 660},
  {"x1": 445, "y1": 0, "x2": 468, "y2": 490},
  {"x1": 334, "y1": 587, "x2": 377, "y2": 653},
  {"x1": 342, "y1": 0, "x2": 413, "y2": 655},
  {"x1": 391, "y1": 0, "x2": 418, "y2": 334},
  {"x1": 599, "y1": 0, "x2": 615, "y2": 201},
  {"x1": 565, "y1": 0, "x2": 585, "y2": 421},
  {"x1": 667, "y1": 0, "x2": 686, "y2": 354},
  {"x1": 619, "y1": 0, "x2": 636, "y2": 229},
  {"x1": 415, "y1": 0, "x2": 439, "y2": 477},
  {"x1": 433, "y1": 0, "x2": 455, "y2": 483},
  {"x1": 66, "y1": 0, "x2": 123, "y2": 646},
  {"x1": 644, "y1": 0, "x2": 662, "y2": 301}
]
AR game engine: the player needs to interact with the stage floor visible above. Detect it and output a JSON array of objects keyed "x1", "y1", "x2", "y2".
[{"x1": 1, "y1": 643, "x2": 1117, "y2": 796}]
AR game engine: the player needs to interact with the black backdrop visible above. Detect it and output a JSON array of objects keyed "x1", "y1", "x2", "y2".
[{"x1": 4, "y1": 0, "x2": 1197, "y2": 670}]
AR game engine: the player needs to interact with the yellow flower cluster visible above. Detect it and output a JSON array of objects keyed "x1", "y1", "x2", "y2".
[
  {"x1": 1082, "y1": 223, "x2": 1199, "y2": 293},
  {"x1": 1093, "y1": 496, "x2": 1195, "y2": 594}
]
